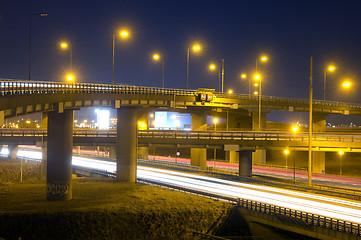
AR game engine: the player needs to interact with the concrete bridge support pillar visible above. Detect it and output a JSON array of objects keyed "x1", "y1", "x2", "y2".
[
  {"x1": 313, "y1": 152, "x2": 325, "y2": 173},
  {"x1": 313, "y1": 113, "x2": 327, "y2": 173},
  {"x1": 41, "y1": 144, "x2": 47, "y2": 179},
  {"x1": 0, "y1": 110, "x2": 4, "y2": 127},
  {"x1": 252, "y1": 111, "x2": 267, "y2": 131},
  {"x1": 116, "y1": 108, "x2": 137, "y2": 182},
  {"x1": 227, "y1": 112, "x2": 252, "y2": 130},
  {"x1": 41, "y1": 112, "x2": 48, "y2": 129},
  {"x1": 190, "y1": 111, "x2": 208, "y2": 167},
  {"x1": 8, "y1": 145, "x2": 18, "y2": 160},
  {"x1": 239, "y1": 150, "x2": 253, "y2": 177},
  {"x1": 109, "y1": 146, "x2": 116, "y2": 159},
  {"x1": 228, "y1": 151, "x2": 239, "y2": 163},
  {"x1": 252, "y1": 150, "x2": 266, "y2": 165},
  {"x1": 47, "y1": 110, "x2": 73, "y2": 201},
  {"x1": 138, "y1": 147, "x2": 149, "y2": 160},
  {"x1": 252, "y1": 111, "x2": 267, "y2": 164},
  {"x1": 190, "y1": 148, "x2": 207, "y2": 168},
  {"x1": 37, "y1": 141, "x2": 47, "y2": 180}
]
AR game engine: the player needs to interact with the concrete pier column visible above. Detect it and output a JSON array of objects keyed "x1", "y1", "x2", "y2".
[
  {"x1": 41, "y1": 112, "x2": 48, "y2": 129},
  {"x1": 190, "y1": 110, "x2": 208, "y2": 167},
  {"x1": 312, "y1": 113, "x2": 327, "y2": 173},
  {"x1": 239, "y1": 150, "x2": 253, "y2": 177},
  {"x1": 227, "y1": 112, "x2": 252, "y2": 130},
  {"x1": 252, "y1": 111, "x2": 267, "y2": 131},
  {"x1": 109, "y1": 146, "x2": 116, "y2": 159},
  {"x1": 228, "y1": 151, "x2": 239, "y2": 163},
  {"x1": 313, "y1": 113, "x2": 327, "y2": 132},
  {"x1": 138, "y1": 147, "x2": 149, "y2": 160},
  {"x1": 7, "y1": 145, "x2": 18, "y2": 160},
  {"x1": 0, "y1": 111, "x2": 4, "y2": 127},
  {"x1": 313, "y1": 152, "x2": 325, "y2": 173},
  {"x1": 252, "y1": 150, "x2": 266, "y2": 165},
  {"x1": 190, "y1": 148, "x2": 207, "y2": 168},
  {"x1": 47, "y1": 110, "x2": 73, "y2": 201},
  {"x1": 116, "y1": 108, "x2": 137, "y2": 182},
  {"x1": 41, "y1": 144, "x2": 47, "y2": 179}
]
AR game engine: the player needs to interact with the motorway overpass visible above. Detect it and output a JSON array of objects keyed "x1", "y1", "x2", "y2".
[{"x1": 1, "y1": 79, "x2": 361, "y2": 201}]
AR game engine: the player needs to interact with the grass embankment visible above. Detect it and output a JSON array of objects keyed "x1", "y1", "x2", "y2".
[{"x1": 0, "y1": 161, "x2": 231, "y2": 240}]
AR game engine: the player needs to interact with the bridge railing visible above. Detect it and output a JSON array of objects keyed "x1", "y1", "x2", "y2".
[
  {"x1": 138, "y1": 129, "x2": 361, "y2": 143},
  {"x1": 2, "y1": 79, "x2": 361, "y2": 109},
  {"x1": 2, "y1": 128, "x2": 361, "y2": 144},
  {"x1": 0, "y1": 79, "x2": 197, "y2": 97},
  {"x1": 216, "y1": 91, "x2": 361, "y2": 109},
  {"x1": 237, "y1": 198, "x2": 361, "y2": 236}
]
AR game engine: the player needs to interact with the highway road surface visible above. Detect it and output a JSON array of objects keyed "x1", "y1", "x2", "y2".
[{"x1": 3, "y1": 147, "x2": 361, "y2": 225}]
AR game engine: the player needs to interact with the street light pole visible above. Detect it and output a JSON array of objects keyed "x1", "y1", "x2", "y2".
[
  {"x1": 162, "y1": 57, "x2": 165, "y2": 88},
  {"x1": 323, "y1": 65, "x2": 335, "y2": 101},
  {"x1": 153, "y1": 54, "x2": 165, "y2": 88},
  {"x1": 112, "y1": 33, "x2": 115, "y2": 85},
  {"x1": 28, "y1": 13, "x2": 47, "y2": 80},
  {"x1": 70, "y1": 45, "x2": 72, "y2": 72},
  {"x1": 258, "y1": 76, "x2": 262, "y2": 130},
  {"x1": 186, "y1": 48, "x2": 190, "y2": 90},
  {"x1": 323, "y1": 69, "x2": 326, "y2": 102},
  {"x1": 308, "y1": 57, "x2": 313, "y2": 187},
  {"x1": 112, "y1": 30, "x2": 129, "y2": 85},
  {"x1": 186, "y1": 45, "x2": 200, "y2": 90},
  {"x1": 221, "y1": 58, "x2": 224, "y2": 94}
]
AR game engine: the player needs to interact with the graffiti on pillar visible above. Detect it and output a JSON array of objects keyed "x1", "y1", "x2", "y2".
[{"x1": 47, "y1": 183, "x2": 70, "y2": 200}]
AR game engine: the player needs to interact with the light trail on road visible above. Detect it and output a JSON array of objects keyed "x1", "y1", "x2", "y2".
[{"x1": 3, "y1": 148, "x2": 361, "y2": 224}]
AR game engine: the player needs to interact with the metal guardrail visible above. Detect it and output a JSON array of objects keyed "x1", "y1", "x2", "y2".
[
  {"x1": 237, "y1": 198, "x2": 361, "y2": 236},
  {"x1": 139, "y1": 177, "x2": 361, "y2": 237},
  {"x1": 2, "y1": 128, "x2": 361, "y2": 144},
  {"x1": 1, "y1": 79, "x2": 361, "y2": 110},
  {"x1": 0, "y1": 79, "x2": 196, "y2": 97}
]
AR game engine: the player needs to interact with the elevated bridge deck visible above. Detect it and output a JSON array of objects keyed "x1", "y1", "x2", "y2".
[
  {"x1": 1, "y1": 79, "x2": 360, "y2": 119},
  {"x1": 1, "y1": 128, "x2": 361, "y2": 151}
]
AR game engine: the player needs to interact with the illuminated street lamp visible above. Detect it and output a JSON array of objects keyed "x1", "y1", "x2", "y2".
[
  {"x1": 60, "y1": 42, "x2": 72, "y2": 72},
  {"x1": 153, "y1": 53, "x2": 165, "y2": 88},
  {"x1": 112, "y1": 29, "x2": 130, "y2": 85},
  {"x1": 323, "y1": 65, "x2": 336, "y2": 101},
  {"x1": 339, "y1": 151, "x2": 344, "y2": 176},
  {"x1": 342, "y1": 81, "x2": 351, "y2": 88},
  {"x1": 213, "y1": 118, "x2": 218, "y2": 131},
  {"x1": 209, "y1": 61, "x2": 225, "y2": 92},
  {"x1": 66, "y1": 74, "x2": 74, "y2": 82},
  {"x1": 186, "y1": 44, "x2": 202, "y2": 90},
  {"x1": 255, "y1": 55, "x2": 267, "y2": 71},
  {"x1": 29, "y1": 13, "x2": 48, "y2": 80},
  {"x1": 228, "y1": 89, "x2": 233, "y2": 94},
  {"x1": 284, "y1": 149, "x2": 289, "y2": 169}
]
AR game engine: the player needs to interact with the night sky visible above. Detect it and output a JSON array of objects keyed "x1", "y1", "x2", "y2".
[{"x1": 2, "y1": 0, "x2": 361, "y2": 124}]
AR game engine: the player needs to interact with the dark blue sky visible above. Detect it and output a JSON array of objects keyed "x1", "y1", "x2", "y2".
[{"x1": 1, "y1": 0, "x2": 361, "y2": 124}]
